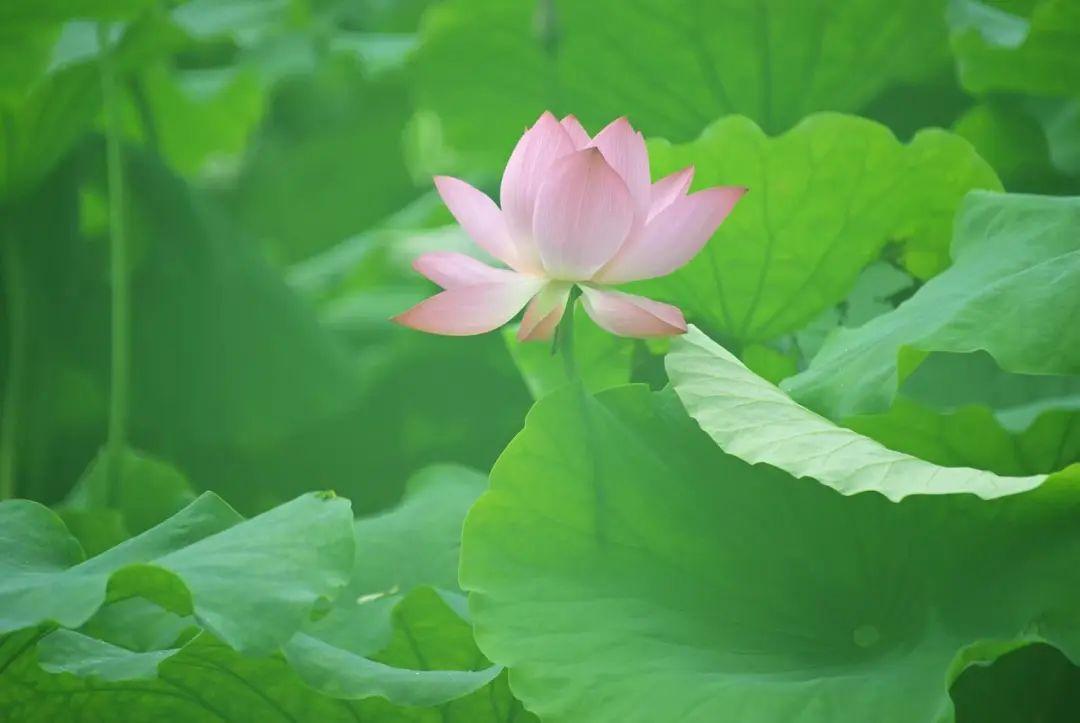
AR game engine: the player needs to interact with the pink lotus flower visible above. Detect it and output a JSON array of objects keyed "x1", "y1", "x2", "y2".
[{"x1": 394, "y1": 112, "x2": 746, "y2": 340}]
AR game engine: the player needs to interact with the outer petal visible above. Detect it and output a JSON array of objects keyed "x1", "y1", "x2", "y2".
[
  {"x1": 560, "y1": 115, "x2": 592, "y2": 149},
  {"x1": 518, "y1": 282, "x2": 572, "y2": 341},
  {"x1": 596, "y1": 186, "x2": 747, "y2": 284},
  {"x1": 500, "y1": 112, "x2": 576, "y2": 259},
  {"x1": 393, "y1": 275, "x2": 544, "y2": 336},
  {"x1": 413, "y1": 251, "x2": 521, "y2": 289},
  {"x1": 533, "y1": 148, "x2": 635, "y2": 281},
  {"x1": 580, "y1": 287, "x2": 687, "y2": 338},
  {"x1": 649, "y1": 166, "x2": 694, "y2": 220},
  {"x1": 590, "y1": 117, "x2": 651, "y2": 217},
  {"x1": 434, "y1": 176, "x2": 526, "y2": 270}
]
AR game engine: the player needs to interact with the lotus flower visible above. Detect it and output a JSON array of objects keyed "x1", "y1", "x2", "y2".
[{"x1": 394, "y1": 112, "x2": 746, "y2": 340}]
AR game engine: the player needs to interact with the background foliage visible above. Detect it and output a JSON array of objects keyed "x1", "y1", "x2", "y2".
[{"x1": 1, "y1": 0, "x2": 1078, "y2": 721}]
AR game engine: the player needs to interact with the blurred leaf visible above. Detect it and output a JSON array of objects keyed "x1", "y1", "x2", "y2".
[
  {"x1": 951, "y1": 643, "x2": 1080, "y2": 722},
  {"x1": 786, "y1": 192, "x2": 1080, "y2": 420},
  {"x1": 503, "y1": 303, "x2": 633, "y2": 400},
  {"x1": 0, "y1": 0, "x2": 157, "y2": 102},
  {"x1": 461, "y1": 383, "x2": 1080, "y2": 723},
  {"x1": 848, "y1": 399, "x2": 1080, "y2": 476},
  {"x1": 57, "y1": 447, "x2": 196, "y2": 557},
  {"x1": 1029, "y1": 97, "x2": 1080, "y2": 176},
  {"x1": 0, "y1": 492, "x2": 354, "y2": 655},
  {"x1": 171, "y1": 0, "x2": 291, "y2": 44},
  {"x1": 668, "y1": 327, "x2": 1055, "y2": 500},
  {"x1": 127, "y1": 65, "x2": 266, "y2": 178},
  {"x1": 0, "y1": 0, "x2": 156, "y2": 25},
  {"x1": 739, "y1": 343, "x2": 797, "y2": 385},
  {"x1": 633, "y1": 114, "x2": 998, "y2": 346},
  {"x1": 230, "y1": 58, "x2": 420, "y2": 262},
  {"x1": 950, "y1": 0, "x2": 1080, "y2": 96},
  {"x1": 0, "y1": 13, "x2": 189, "y2": 202},
  {"x1": 411, "y1": 0, "x2": 954, "y2": 173},
  {"x1": 0, "y1": 64, "x2": 101, "y2": 201},
  {"x1": 954, "y1": 101, "x2": 1071, "y2": 192},
  {"x1": 900, "y1": 351, "x2": 1080, "y2": 432}
]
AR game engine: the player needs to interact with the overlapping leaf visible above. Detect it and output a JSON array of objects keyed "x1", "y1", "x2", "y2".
[
  {"x1": 785, "y1": 191, "x2": 1080, "y2": 421},
  {"x1": 629, "y1": 114, "x2": 996, "y2": 347},
  {"x1": 0, "y1": 491, "x2": 354, "y2": 653},
  {"x1": 0, "y1": 467, "x2": 536, "y2": 720},
  {"x1": 667, "y1": 326, "x2": 1071, "y2": 500},
  {"x1": 950, "y1": 0, "x2": 1080, "y2": 97}
]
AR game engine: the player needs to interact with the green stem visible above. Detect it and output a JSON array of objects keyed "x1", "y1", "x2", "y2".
[
  {"x1": 555, "y1": 285, "x2": 582, "y2": 382},
  {"x1": 0, "y1": 235, "x2": 27, "y2": 500},
  {"x1": 99, "y1": 23, "x2": 128, "y2": 507}
]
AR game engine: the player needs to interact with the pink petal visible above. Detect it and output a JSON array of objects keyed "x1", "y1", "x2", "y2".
[
  {"x1": 393, "y1": 275, "x2": 544, "y2": 336},
  {"x1": 596, "y1": 186, "x2": 747, "y2": 284},
  {"x1": 413, "y1": 251, "x2": 520, "y2": 289},
  {"x1": 580, "y1": 287, "x2": 687, "y2": 338},
  {"x1": 500, "y1": 112, "x2": 576, "y2": 261},
  {"x1": 649, "y1": 166, "x2": 694, "y2": 220},
  {"x1": 532, "y1": 148, "x2": 635, "y2": 281},
  {"x1": 590, "y1": 117, "x2": 651, "y2": 218},
  {"x1": 560, "y1": 115, "x2": 592, "y2": 149},
  {"x1": 518, "y1": 282, "x2": 572, "y2": 341},
  {"x1": 434, "y1": 176, "x2": 529, "y2": 271}
]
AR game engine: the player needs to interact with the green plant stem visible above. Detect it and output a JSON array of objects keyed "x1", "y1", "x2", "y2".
[
  {"x1": 556, "y1": 286, "x2": 582, "y2": 382},
  {"x1": 0, "y1": 235, "x2": 27, "y2": 500},
  {"x1": 99, "y1": 23, "x2": 128, "y2": 507}
]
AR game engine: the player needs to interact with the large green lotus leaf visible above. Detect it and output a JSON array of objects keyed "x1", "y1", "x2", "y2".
[
  {"x1": 410, "y1": 0, "x2": 951, "y2": 172},
  {"x1": 630, "y1": 114, "x2": 997, "y2": 344},
  {"x1": 950, "y1": 0, "x2": 1080, "y2": 97},
  {"x1": 461, "y1": 383, "x2": 1080, "y2": 723},
  {"x1": 667, "y1": 326, "x2": 1074, "y2": 500},
  {"x1": 785, "y1": 191, "x2": 1080, "y2": 421},
  {"x1": 0, "y1": 492, "x2": 354, "y2": 655}
]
